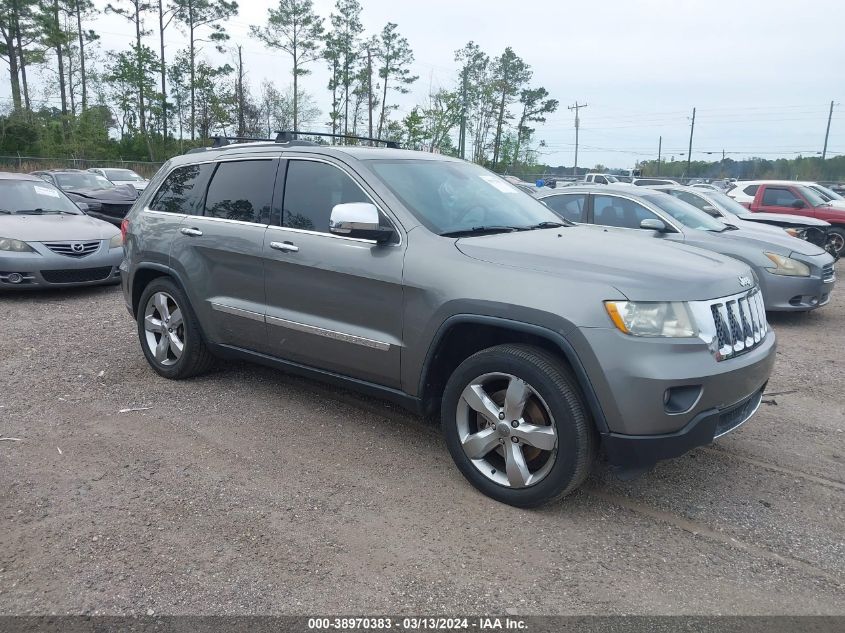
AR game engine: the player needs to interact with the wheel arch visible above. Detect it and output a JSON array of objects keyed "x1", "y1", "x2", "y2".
[
  {"x1": 418, "y1": 315, "x2": 609, "y2": 433},
  {"x1": 130, "y1": 263, "x2": 190, "y2": 317}
]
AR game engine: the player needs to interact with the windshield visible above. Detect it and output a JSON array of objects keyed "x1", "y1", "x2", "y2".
[
  {"x1": 705, "y1": 191, "x2": 754, "y2": 217},
  {"x1": 368, "y1": 159, "x2": 564, "y2": 235},
  {"x1": 104, "y1": 168, "x2": 144, "y2": 181},
  {"x1": 0, "y1": 179, "x2": 81, "y2": 214},
  {"x1": 810, "y1": 184, "x2": 844, "y2": 201},
  {"x1": 641, "y1": 193, "x2": 727, "y2": 231},
  {"x1": 791, "y1": 185, "x2": 826, "y2": 207},
  {"x1": 53, "y1": 172, "x2": 114, "y2": 190},
  {"x1": 605, "y1": 175, "x2": 619, "y2": 183}
]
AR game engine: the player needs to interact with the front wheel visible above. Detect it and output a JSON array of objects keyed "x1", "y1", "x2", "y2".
[
  {"x1": 441, "y1": 344, "x2": 596, "y2": 507},
  {"x1": 826, "y1": 227, "x2": 845, "y2": 259}
]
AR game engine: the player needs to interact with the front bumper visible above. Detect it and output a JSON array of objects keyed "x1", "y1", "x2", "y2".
[
  {"x1": 603, "y1": 385, "x2": 765, "y2": 470},
  {"x1": 0, "y1": 242, "x2": 123, "y2": 289},
  {"x1": 757, "y1": 260, "x2": 836, "y2": 311}
]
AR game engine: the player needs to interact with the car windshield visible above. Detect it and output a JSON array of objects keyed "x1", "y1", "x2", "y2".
[
  {"x1": 641, "y1": 193, "x2": 727, "y2": 231},
  {"x1": 605, "y1": 175, "x2": 619, "y2": 183},
  {"x1": 0, "y1": 179, "x2": 81, "y2": 214},
  {"x1": 53, "y1": 172, "x2": 114, "y2": 190},
  {"x1": 810, "y1": 184, "x2": 844, "y2": 201},
  {"x1": 794, "y1": 185, "x2": 826, "y2": 207},
  {"x1": 368, "y1": 159, "x2": 565, "y2": 235},
  {"x1": 103, "y1": 168, "x2": 144, "y2": 181},
  {"x1": 705, "y1": 191, "x2": 755, "y2": 217}
]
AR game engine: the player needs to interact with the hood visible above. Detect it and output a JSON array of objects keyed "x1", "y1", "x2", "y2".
[
  {"x1": 819, "y1": 201, "x2": 845, "y2": 216},
  {"x1": 455, "y1": 225, "x2": 754, "y2": 302},
  {"x1": 742, "y1": 212, "x2": 830, "y2": 227},
  {"x1": 699, "y1": 225, "x2": 825, "y2": 257},
  {"x1": 0, "y1": 213, "x2": 120, "y2": 241},
  {"x1": 113, "y1": 179, "x2": 148, "y2": 190},
  {"x1": 64, "y1": 185, "x2": 138, "y2": 202}
]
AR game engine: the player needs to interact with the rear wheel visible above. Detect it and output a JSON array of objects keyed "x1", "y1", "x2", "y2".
[
  {"x1": 441, "y1": 344, "x2": 596, "y2": 507},
  {"x1": 137, "y1": 278, "x2": 214, "y2": 379}
]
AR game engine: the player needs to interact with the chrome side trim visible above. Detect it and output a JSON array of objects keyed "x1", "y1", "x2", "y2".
[
  {"x1": 192, "y1": 215, "x2": 270, "y2": 228},
  {"x1": 210, "y1": 301, "x2": 392, "y2": 351},
  {"x1": 266, "y1": 315, "x2": 391, "y2": 351},
  {"x1": 144, "y1": 208, "x2": 187, "y2": 218},
  {"x1": 210, "y1": 302, "x2": 265, "y2": 322},
  {"x1": 265, "y1": 223, "x2": 381, "y2": 245}
]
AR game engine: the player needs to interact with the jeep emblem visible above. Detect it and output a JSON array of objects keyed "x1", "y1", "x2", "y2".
[{"x1": 738, "y1": 276, "x2": 752, "y2": 287}]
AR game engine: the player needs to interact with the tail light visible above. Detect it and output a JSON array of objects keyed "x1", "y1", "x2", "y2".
[{"x1": 120, "y1": 217, "x2": 129, "y2": 243}]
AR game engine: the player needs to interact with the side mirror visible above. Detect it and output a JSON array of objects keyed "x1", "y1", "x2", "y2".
[
  {"x1": 702, "y1": 205, "x2": 719, "y2": 216},
  {"x1": 75, "y1": 202, "x2": 89, "y2": 212},
  {"x1": 640, "y1": 218, "x2": 668, "y2": 232},
  {"x1": 791, "y1": 199, "x2": 806, "y2": 209},
  {"x1": 329, "y1": 202, "x2": 394, "y2": 243}
]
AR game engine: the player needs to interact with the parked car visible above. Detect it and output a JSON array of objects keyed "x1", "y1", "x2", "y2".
[
  {"x1": 87, "y1": 167, "x2": 150, "y2": 192},
  {"x1": 31, "y1": 169, "x2": 139, "y2": 226},
  {"x1": 732, "y1": 182, "x2": 845, "y2": 256},
  {"x1": 582, "y1": 173, "x2": 620, "y2": 185},
  {"x1": 122, "y1": 138, "x2": 776, "y2": 507},
  {"x1": 648, "y1": 185, "x2": 835, "y2": 255},
  {"x1": 728, "y1": 180, "x2": 844, "y2": 205},
  {"x1": 632, "y1": 178, "x2": 679, "y2": 186},
  {"x1": 690, "y1": 183, "x2": 723, "y2": 192},
  {"x1": 0, "y1": 172, "x2": 123, "y2": 289},
  {"x1": 535, "y1": 185, "x2": 835, "y2": 311}
]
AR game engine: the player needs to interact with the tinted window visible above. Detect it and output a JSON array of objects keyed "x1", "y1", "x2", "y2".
[
  {"x1": 593, "y1": 195, "x2": 656, "y2": 229},
  {"x1": 642, "y1": 194, "x2": 725, "y2": 231},
  {"x1": 151, "y1": 164, "x2": 213, "y2": 215},
  {"x1": 761, "y1": 187, "x2": 799, "y2": 207},
  {"x1": 543, "y1": 194, "x2": 587, "y2": 222},
  {"x1": 282, "y1": 160, "x2": 370, "y2": 232},
  {"x1": 204, "y1": 160, "x2": 276, "y2": 223},
  {"x1": 742, "y1": 185, "x2": 759, "y2": 196}
]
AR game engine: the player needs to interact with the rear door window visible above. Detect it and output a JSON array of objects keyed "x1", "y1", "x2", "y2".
[
  {"x1": 150, "y1": 164, "x2": 213, "y2": 215},
  {"x1": 543, "y1": 194, "x2": 587, "y2": 222},
  {"x1": 204, "y1": 160, "x2": 277, "y2": 224}
]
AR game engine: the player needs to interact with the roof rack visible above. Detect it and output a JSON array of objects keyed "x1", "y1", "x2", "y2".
[{"x1": 276, "y1": 130, "x2": 401, "y2": 149}]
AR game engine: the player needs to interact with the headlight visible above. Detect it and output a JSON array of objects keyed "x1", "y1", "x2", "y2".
[
  {"x1": 764, "y1": 252, "x2": 810, "y2": 277},
  {"x1": 0, "y1": 237, "x2": 34, "y2": 252},
  {"x1": 109, "y1": 233, "x2": 123, "y2": 248},
  {"x1": 604, "y1": 301, "x2": 698, "y2": 337}
]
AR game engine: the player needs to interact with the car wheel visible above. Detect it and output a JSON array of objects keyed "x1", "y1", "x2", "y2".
[
  {"x1": 137, "y1": 278, "x2": 215, "y2": 379},
  {"x1": 826, "y1": 227, "x2": 845, "y2": 258},
  {"x1": 441, "y1": 344, "x2": 597, "y2": 507}
]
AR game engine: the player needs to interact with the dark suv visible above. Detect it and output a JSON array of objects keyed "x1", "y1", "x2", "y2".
[{"x1": 121, "y1": 136, "x2": 776, "y2": 507}]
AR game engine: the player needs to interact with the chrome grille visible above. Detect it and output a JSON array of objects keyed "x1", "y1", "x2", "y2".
[
  {"x1": 697, "y1": 288, "x2": 768, "y2": 361},
  {"x1": 822, "y1": 263, "x2": 835, "y2": 283},
  {"x1": 42, "y1": 241, "x2": 101, "y2": 258}
]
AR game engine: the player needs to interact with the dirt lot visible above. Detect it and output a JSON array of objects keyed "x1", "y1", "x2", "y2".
[{"x1": 1, "y1": 271, "x2": 843, "y2": 616}]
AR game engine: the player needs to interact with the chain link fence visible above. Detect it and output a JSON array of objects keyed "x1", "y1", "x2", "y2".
[{"x1": 0, "y1": 155, "x2": 166, "y2": 179}]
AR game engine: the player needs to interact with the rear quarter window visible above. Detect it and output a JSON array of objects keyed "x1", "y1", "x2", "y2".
[{"x1": 150, "y1": 163, "x2": 214, "y2": 215}]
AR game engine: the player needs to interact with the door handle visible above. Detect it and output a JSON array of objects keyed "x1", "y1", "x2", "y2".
[
  {"x1": 270, "y1": 241, "x2": 299, "y2": 253},
  {"x1": 180, "y1": 227, "x2": 203, "y2": 237}
]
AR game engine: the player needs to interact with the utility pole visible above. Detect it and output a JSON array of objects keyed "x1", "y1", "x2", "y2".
[
  {"x1": 822, "y1": 100, "x2": 837, "y2": 159},
  {"x1": 568, "y1": 101, "x2": 587, "y2": 176},
  {"x1": 657, "y1": 136, "x2": 662, "y2": 176},
  {"x1": 686, "y1": 107, "x2": 696, "y2": 178},
  {"x1": 236, "y1": 46, "x2": 245, "y2": 138},
  {"x1": 367, "y1": 48, "x2": 374, "y2": 140},
  {"x1": 458, "y1": 66, "x2": 467, "y2": 160}
]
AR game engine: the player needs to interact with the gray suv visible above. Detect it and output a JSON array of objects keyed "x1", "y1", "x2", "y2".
[{"x1": 121, "y1": 139, "x2": 776, "y2": 507}]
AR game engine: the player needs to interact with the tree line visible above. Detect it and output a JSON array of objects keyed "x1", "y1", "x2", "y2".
[{"x1": 0, "y1": 0, "x2": 558, "y2": 173}]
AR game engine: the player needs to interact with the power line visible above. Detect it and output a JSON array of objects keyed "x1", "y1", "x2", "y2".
[{"x1": 567, "y1": 101, "x2": 587, "y2": 175}]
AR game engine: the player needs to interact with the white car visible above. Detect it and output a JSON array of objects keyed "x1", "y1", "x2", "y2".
[
  {"x1": 87, "y1": 167, "x2": 149, "y2": 192},
  {"x1": 728, "y1": 180, "x2": 843, "y2": 205}
]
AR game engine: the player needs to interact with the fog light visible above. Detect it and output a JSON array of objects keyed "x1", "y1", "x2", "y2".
[
  {"x1": 663, "y1": 385, "x2": 703, "y2": 414},
  {"x1": 7, "y1": 272, "x2": 23, "y2": 284}
]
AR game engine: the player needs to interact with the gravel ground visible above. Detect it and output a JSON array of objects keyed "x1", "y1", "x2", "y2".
[{"x1": 1, "y1": 269, "x2": 843, "y2": 616}]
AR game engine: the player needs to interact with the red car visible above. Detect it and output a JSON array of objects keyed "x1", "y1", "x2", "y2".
[{"x1": 745, "y1": 183, "x2": 845, "y2": 256}]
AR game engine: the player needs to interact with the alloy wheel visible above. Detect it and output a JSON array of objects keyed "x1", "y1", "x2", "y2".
[
  {"x1": 143, "y1": 291, "x2": 184, "y2": 367},
  {"x1": 456, "y1": 372, "x2": 558, "y2": 488}
]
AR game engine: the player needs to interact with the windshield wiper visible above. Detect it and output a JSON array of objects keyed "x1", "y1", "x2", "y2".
[
  {"x1": 440, "y1": 225, "x2": 522, "y2": 237},
  {"x1": 0, "y1": 209, "x2": 12, "y2": 214},
  {"x1": 525, "y1": 221, "x2": 569, "y2": 229},
  {"x1": 16, "y1": 208, "x2": 76, "y2": 215}
]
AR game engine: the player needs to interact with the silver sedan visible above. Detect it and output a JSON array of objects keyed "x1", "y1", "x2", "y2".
[{"x1": 0, "y1": 173, "x2": 124, "y2": 289}]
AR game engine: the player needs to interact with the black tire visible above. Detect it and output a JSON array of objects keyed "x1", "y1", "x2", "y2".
[
  {"x1": 826, "y1": 226, "x2": 845, "y2": 258},
  {"x1": 441, "y1": 344, "x2": 597, "y2": 507},
  {"x1": 136, "y1": 277, "x2": 215, "y2": 379}
]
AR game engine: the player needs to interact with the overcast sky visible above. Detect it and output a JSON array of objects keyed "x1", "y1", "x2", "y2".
[{"x1": 6, "y1": 0, "x2": 845, "y2": 168}]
